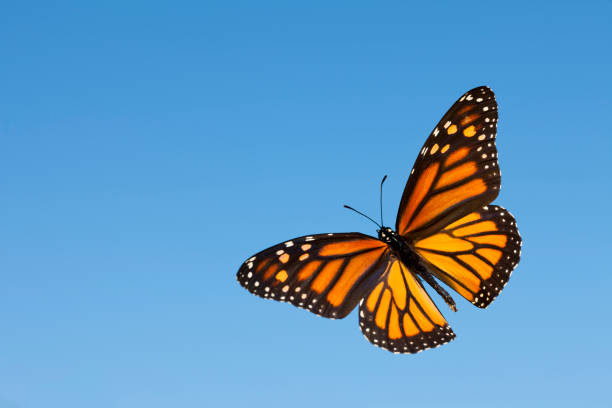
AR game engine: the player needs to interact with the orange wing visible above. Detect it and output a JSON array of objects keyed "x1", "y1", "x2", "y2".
[
  {"x1": 237, "y1": 233, "x2": 391, "y2": 319},
  {"x1": 414, "y1": 205, "x2": 522, "y2": 308},
  {"x1": 396, "y1": 86, "x2": 500, "y2": 240},
  {"x1": 359, "y1": 256, "x2": 455, "y2": 353}
]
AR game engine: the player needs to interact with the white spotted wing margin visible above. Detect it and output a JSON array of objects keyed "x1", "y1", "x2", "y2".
[
  {"x1": 358, "y1": 256, "x2": 456, "y2": 354},
  {"x1": 236, "y1": 233, "x2": 392, "y2": 319},
  {"x1": 415, "y1": 204, "x2": 522, "y2": 309}
]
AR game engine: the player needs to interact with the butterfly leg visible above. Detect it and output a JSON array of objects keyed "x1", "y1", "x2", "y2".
[{"x1": 415, "y1": 267, "x2": 457, "y2": 312}]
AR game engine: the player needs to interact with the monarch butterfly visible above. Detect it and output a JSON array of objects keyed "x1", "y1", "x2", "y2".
[{"x1": 236, "y1": 86, "x2": 521, "y2": 354}]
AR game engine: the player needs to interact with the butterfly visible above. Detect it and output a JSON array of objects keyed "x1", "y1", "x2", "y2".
[{"x1": 236, "y1": 86, "x2": 521, "y2": 354}]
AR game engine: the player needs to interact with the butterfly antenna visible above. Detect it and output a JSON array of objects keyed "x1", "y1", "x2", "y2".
[
  {"x1": 343, "y1": 205, "x2": 381, "y2": 229},
  {"x1": 380, "y1": 175, "x2": 387, "y2": 227}
]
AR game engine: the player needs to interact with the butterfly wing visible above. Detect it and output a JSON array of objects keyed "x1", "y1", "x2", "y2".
[
  {"x1": 413, "y1": 205, "x2": 522, "y2": 308},
  {"x1": 359, "y1": 255, "x2": 455, "y2": 353},
  {"x1": 396, "y1": 86, "x2": 500, "y2": 240},
  {"x1": 237, "y1": 233, "x2": 392, "y2": 319}
]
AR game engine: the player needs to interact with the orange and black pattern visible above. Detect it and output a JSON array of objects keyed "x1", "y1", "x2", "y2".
[
  {"x1": 359, "y1": 257, "x2": 455, "y2": 353},
  {"x1": 237, "y1": 233, "x2": 389, "y2": 319},
  {"x1": 236, "y1": 86, "x2": 522, "y2": 354},
  {"x1": 396, "y1": 86, "x2": 500, "y2": 240},
  {"x1": 414, "y1": 205, "x2": 521, "y2": 308}
]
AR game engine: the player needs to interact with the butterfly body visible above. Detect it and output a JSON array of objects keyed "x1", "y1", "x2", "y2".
[
  {"x1": 377, "y1": 228, "x2": 425, "y2": 291},
  {"x1": 378, "y1": 226, "x2": 458, "y2": 311},
  {"x1": 237, "y1": 86, "x2": 521, "y2": 353}
]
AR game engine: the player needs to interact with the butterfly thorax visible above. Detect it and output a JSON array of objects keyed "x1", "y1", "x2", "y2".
[{"x1": 378, "y1": 227, "x2": 419, "y2": 266}]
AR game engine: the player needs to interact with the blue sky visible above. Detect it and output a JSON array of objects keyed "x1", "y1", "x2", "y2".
[{"x1": 1, "y1": 1, "x2": 611, "y2": 407}]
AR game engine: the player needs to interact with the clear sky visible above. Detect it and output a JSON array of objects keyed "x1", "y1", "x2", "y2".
[{"x1": 1, "y1": 1, "x2": 611, "y2": 407}]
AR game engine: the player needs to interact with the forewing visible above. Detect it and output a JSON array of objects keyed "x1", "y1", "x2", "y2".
[
  {"x1": 396, "y1": 86, "x2": 500, "y2": 239},
  {"x1": 359, "y1": 256, "x2": 455, "y2": 354},
  {"x1": 414, "y1": 205, "x2": 522, "y2": 308},
  {"x1": 237, "y1": 233, "x2": 390, "y2": 319}
]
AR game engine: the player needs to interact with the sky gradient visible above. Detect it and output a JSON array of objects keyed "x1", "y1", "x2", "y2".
[{"x1": 1, "y1": 1, "x2": 611, "y2": 407}]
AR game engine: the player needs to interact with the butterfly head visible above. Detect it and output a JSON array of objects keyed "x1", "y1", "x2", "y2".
[{"x1": 377, "y1": 226, "x2": 398, "y2": 245}]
